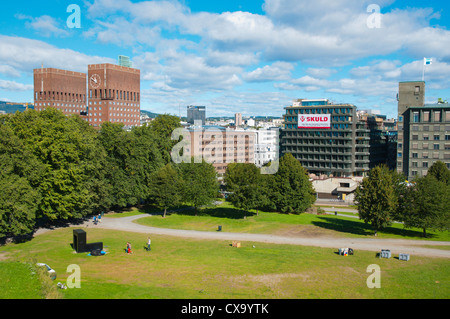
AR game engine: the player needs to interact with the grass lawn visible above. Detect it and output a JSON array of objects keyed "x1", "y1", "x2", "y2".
[
  {"x1": 133, "y1": 201, "x2": 450, "y2": 242},
  {"x1": 0, "y1": 261, "x2": 43, "y2": 299},
  {"x1": 0, "y1": 227, "x2": 448, "y2": 299}
]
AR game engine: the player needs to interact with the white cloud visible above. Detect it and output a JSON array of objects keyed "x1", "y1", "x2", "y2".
[
  {"x1": 0, "y1": 35, "x2": 114, "y2": 75},
  {"x1": 16, "y1": 14, "x2": 69, "y2": 38},
  {"x1": 243, "y1": 61, "x2": 294, "y2": 82},
  {"x1": 0, "y1": 79, "x2": 33, "y2": 91}
]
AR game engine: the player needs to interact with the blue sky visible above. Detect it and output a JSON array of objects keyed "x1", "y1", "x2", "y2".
[{"x1": 0, "y1": 0, "x2": 449, "y2": 118}]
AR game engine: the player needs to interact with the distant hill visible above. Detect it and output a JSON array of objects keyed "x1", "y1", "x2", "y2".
[
  {"x1": 140, "y1": 110, "x2": 160, "y2": 118},
  {"x1": 0, "y1": 101, "x2": 34, "y2": 114}
]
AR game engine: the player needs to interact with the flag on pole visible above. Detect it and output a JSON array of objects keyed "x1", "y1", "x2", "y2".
[{"x1": 424, "y1": 58, "x2": 432, "y2": 65}]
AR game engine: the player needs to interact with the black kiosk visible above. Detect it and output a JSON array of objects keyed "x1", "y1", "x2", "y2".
[{"x1": 73, "y1": 229, "x2": 103, "y2": 253}]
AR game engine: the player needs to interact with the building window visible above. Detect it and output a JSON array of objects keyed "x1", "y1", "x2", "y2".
[
  {"x1": 434, "y1": 111, "x2": 441, "y2": 122},
  {"x1": 413, "y1": 112, "x2": 419, "y2": 123},
  {"x1": 423, "y1": 162, "x2": 428, "y2": 168},
  {"x1": 434, "y1": 134, "x2": 440, "y2": 140},
  {"x1": 412, "y1": 153, "x2": 418, "y2": 158},
  {"x1": 433, "y1": 144, "x2": 440, "y2": 150},
  {"x1": 414, "y1": 86, "x2": 420, "y2": 94}
]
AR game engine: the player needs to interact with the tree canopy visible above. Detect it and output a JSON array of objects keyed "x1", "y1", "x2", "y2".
[{"x1": 355, "y1": 165, "x2": 398, "y2": 236}]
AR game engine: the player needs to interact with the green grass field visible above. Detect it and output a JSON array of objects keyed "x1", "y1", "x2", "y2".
[
  {"x1": 0, "y1": 202, "x2": 449, "y2": 299},
  {"x1": 131, "y1": 202, "x2": 450, "y2": 241}
]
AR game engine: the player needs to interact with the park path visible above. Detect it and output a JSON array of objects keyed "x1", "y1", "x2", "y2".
[{"x1": 83, "y1": 214, "x2": 450, "y2": 259}]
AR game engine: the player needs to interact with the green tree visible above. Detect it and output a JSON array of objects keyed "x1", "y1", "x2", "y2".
[
  {"x1": 148, "y1": 163, "x2": 184, "y2": 218},
  {"x1": 98, "y1": 122, "x2": 164, "y2": 208},
  {"x1": 268, "y1": 153, "x2": 316, "y2": 214},
  {"x1": 0, "y1": 124, "x2": 42, "y2": 237},
  {"x1": 427, "y1": 161, "x2": 450, "y2": 185},
  {"x1": 148, "y1": 114, "x2": 182, "y2": 164},
  {"x1": 355, "y1": 165, "x2": 398, "y2": 236},
  {"x1": 402, "y1": 175, "x2": 450, "y2": 237},
  {"x1": 4, "y1": 109, "x2": 108, "y2": 221},
  {"x1": 224, "y1": 163, "x2": 270, "y2": 216},
  {"x1": 178, "y1": 159, "x2": 219, "y2": 215}
]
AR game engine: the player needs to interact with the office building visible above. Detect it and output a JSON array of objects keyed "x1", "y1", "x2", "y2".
[
  {"x1": 183, "y1": 126, "x2": 255, "y2": 175},
  {"x1": 33, "y1": 67, "x2": 87, "y2": 116},
  {"x1": 357, "y1": 110, "x2": 397, "y2": 170},
  {"x1": 187, "y1": 105, "x2": 206, "y2": 125},
  {"x1": 281, "y1": 99, "x2": 370, "y2": 177},
  {"x1": 397, "y1": 81, "x2": 450, "y2": 178},
  {"x1": 87, "y1": 63, "x2": 140, "y2": 128}
]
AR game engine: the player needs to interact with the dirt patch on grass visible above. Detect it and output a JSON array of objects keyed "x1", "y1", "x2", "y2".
[
  {"x1": 227, "y1": 273, "x2": 311, "y2": 298},
  {"x1": 0, "y1": 252, "x2": 10, "y2": 261},
  {"x1": 273, "y1": 225, "x2": 338, "y2": 238}
]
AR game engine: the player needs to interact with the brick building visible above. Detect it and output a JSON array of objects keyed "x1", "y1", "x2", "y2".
[
  {"x1": 33, "y1": 67, "x2": 87, "y2": 116},
  {"x1": 87, "y1": 63, "x2": 140, "y2": 128},
  {"x1": 33, "y1": 62, "x2": 141, "y2": 129}
]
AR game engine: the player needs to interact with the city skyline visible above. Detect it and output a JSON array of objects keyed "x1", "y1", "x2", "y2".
[{"x1": 1, "y1": 0, "x2": 450, "y2": 119}]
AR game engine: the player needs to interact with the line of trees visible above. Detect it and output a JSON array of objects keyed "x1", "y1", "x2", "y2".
[
  {"x1": 355, "y1": 162, "x2": 450, "y2": 237},
  {"x1": 0, "y1": 109, "x2": 220, "y2": 238}
]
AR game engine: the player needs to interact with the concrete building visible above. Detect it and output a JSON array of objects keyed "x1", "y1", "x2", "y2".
[
  {"x1": 397, "y1": 81, "x2": 450, "y2": 179},
  {"x1": 33, "y1": 67, "x2": 87, "y2": 116},
  {"x1": 281, "y1": 99, "x2": 370, "y2": 177},
  {"x1": 87, "y1": 63, "x2": 141, "y2": 128},
  {"x1": 187, "y1": 105, "x2": 206, "y2": 125},
  {"x1": 312, "y1": 177, "x2": 361, "y2": 203}
]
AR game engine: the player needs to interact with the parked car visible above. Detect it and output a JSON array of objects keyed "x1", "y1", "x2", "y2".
[{"x1": 36, "y1": 263, "x2": 57, "y2": 280}]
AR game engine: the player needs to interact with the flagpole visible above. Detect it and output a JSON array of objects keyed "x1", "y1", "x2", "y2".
[{"x1": 422, "y1": 58, "x2": 425, "y2": 81}]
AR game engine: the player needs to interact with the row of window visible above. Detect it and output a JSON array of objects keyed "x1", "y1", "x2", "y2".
[
  {"x1": 89, "y1": 101, "x2": 139, "y2": 108},
  {"x1": 35, "y1": 91, "x2": 86, "y2": 102},
  {"x1": 412, "y1": 110, "x2": 450, "y2": 123},
  {"x1": 411, "y1": 134, "x2": 450, "y2": 140},
  {"x1": 398, "y1": 152, "x2": 443, "y2": 158},
  {"x1": 89, "y1": 89, "x2": 139, "y2": 102},
  {"x1": 286, "y1": 108, "x2": 352, "y2": 115}
]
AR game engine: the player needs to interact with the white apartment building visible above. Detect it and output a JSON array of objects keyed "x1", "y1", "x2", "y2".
[{"x1": 253, "y1": 127, "x2": 280, "y2": 168}]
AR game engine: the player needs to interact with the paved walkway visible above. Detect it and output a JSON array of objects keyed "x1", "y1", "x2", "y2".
[{"x1": 75, "y1": 214, "x2": 450, "y2": 259}]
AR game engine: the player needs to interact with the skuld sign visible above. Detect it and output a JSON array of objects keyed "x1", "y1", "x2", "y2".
[{"x1": 298, "y1": 114, "x2": 331, "y2": 129}]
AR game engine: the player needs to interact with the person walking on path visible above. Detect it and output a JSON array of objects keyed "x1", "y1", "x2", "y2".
[
  {"x1": 126, "y1": 242, "x2": 133, "y2": 254},
  {"x1": 147, "y1": 237, "x2": 151, "y2": 251}
]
